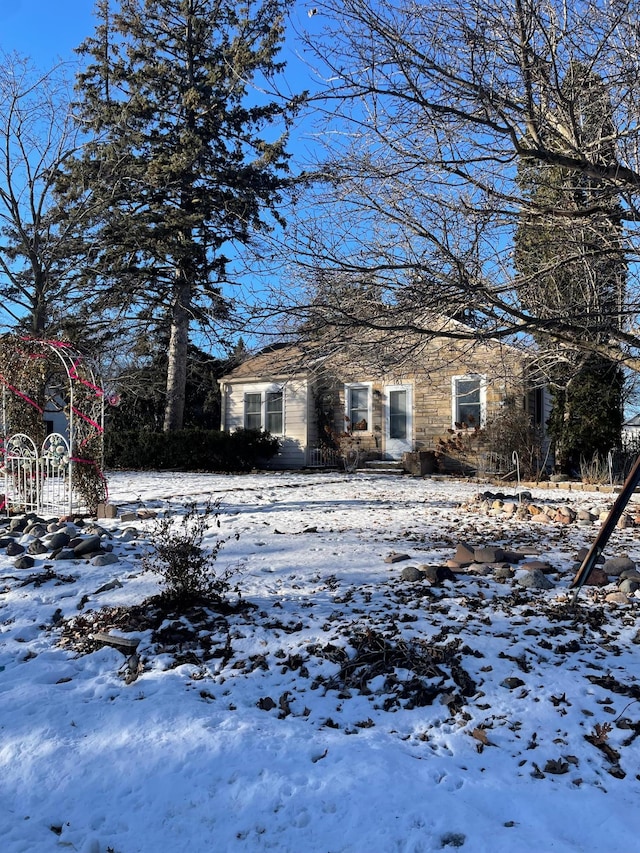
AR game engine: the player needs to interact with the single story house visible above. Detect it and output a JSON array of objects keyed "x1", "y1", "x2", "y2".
[
  {"x1": 622, "y1": 413, "x2": 640, "y2": 448},
  {"x1": 218, "y1": 327, "x2": 551, "y2": 472}
]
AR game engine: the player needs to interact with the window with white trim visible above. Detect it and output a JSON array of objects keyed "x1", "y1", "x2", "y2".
[
  {"x1": 345, "y1": 383, "x2": 372, "y2": 431},
  {"x1": 243, "y1": 388, "x2": 284, "y2": 434},
  {"x1": 244, "y1": 393, "x2": 262, "y2": 430},
  {"x1": 265, "y1": 390, "x2": 283, "y2": 434},
  {"x1": 452, "y1": 375, "x2": 486, "y2": 428}
]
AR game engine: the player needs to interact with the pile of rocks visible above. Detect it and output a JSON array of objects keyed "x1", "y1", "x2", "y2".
[
  {"x1": 0, "y1": 513, "x2": 138, "y2": 570},
  {"x1": 393, "y1": 541, "x2": 640, "y2": 602},
  {"x1": 460, "y1": 490, "x2": 636, "y2": 528}
]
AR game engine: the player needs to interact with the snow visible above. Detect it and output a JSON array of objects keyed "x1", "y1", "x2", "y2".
[{"x1": 1, "y1": 470, "x2": 640, "y2": 853}]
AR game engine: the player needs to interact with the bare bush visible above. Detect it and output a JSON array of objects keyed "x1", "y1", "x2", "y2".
[{"x1": 143, "y1": 500, "x2": 236, "y2": 606}]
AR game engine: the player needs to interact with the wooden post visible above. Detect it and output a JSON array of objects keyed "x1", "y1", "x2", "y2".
[{"x1": 570, "y1": 454, "x2": 640, "y2": 601}]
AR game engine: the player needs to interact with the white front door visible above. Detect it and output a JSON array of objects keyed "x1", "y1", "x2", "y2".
[{"x1": 384, "y1": 384, "x2": 413, "y2": 459}]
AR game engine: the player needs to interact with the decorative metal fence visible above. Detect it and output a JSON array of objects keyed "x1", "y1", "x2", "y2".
[
  {"x1": 308, "y1": 446, "x2": 341, "y2": 468},
  {"x1": 3, "y1": 432, "x2": 75, "y2": 516}
]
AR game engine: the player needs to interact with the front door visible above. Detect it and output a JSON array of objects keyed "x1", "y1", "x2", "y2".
[{"x1": 384, "y1": 384, "x2": 413, "y2": 459}]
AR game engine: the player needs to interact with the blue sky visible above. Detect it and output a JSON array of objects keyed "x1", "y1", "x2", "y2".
[{"x1": 0, "y1": 1, "x2": 98, "y2": 67}]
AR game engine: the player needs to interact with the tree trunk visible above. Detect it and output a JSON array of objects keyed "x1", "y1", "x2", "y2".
[{"x1": 163, "y1": 277, "x2": 191, "y2": 432}]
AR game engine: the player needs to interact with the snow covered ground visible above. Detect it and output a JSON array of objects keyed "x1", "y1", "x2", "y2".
[{"x1": 1, "y1": 470, "x2": 640, "y2": 853}]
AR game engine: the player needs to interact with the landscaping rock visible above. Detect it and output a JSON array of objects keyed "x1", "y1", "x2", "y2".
[
  {"x1": 619, "y1": 569, "x2": 640, "y2": 582},
  {"x1": 73, "y1": 536, "x2": 104, "y2": 557},
  {"x1": 453, "y1": 542, "x2": 475, "y2": 565},
  {"x1": 385, "y1": 552, "x2": 411, "y2": 564},
  {"x1": 47, "y1": 532, "x2": 71, "y2": 550},
  {"x1": 474, "y1": 546, "x2": 505, "y2": 563},
  {"x1": 14, "y1": 555, "x2": 34, "y2": 570},
  {"x1": 583, "y1": 568, "x2": 610, "y2": 587},
  {"x1": 400, "y1": 565, "x2": 423, "y2": 582},
  {"x1": 520, "y1": 560, "x2": 554, "y2": 574},
  {"x1": 618, "y1": 578, "x2": 640, "y2": 595},
  {"x1": 604, "y1": 556, "x2": 636, "y2": 577},
  {"x1": 517, "y1": 569, "x2": 554, "y2": 589},
  {"x1": 27, "y1": 540, "x2": 48, "y2": 555},
  {"x1": 606, "y1": 591, "x2": 631, "y2": 605},
  {"x1": 91, "y1": 553, "x2": 120, "y2": 567},
  {"x1": 494, "y1": 565, "x2": 515, "y2": 579},
  {"x1": 53, "y1": 549, "x2": 77, "y2": 561}
]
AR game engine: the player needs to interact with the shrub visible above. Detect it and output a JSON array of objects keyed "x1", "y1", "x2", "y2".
[
  {"x1": 104, "y1": 428, "x2": 278, "y2": 471},
  {"x1": 142, "y1": 500, "x2": 235, "y2": 605}
]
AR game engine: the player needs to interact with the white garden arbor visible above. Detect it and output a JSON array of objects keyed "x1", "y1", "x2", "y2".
[{"x1": 0, "y1": 336, "x2": 107, "y2": 516}]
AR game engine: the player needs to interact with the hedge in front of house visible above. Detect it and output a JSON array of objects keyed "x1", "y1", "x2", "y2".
[{"x1": 104, "y1": 428, "x2": 279, "y2": 471}]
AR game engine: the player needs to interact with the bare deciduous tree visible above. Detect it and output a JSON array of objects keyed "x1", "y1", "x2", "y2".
[
  {"x1": 0, "y1": 55, "x2": 85, "y2": 337},
  {"x1": 281, "y1": 0, "x2": 640, "y2": 377}
]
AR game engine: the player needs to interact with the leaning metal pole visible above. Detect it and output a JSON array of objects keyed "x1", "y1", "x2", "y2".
[{"x1": 571, "y1": 454, "x2": 640, "y2": 602}]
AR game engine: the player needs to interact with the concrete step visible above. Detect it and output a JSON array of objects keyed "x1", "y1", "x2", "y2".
[{"x1": 361, "y1": 460, "x2": 405, "y2": 475}]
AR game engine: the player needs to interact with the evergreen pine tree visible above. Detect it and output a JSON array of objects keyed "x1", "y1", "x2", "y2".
[
  {"x1": 57, "y1": 0, "x2": 297, "y2": 430},
  {"x1": 514, "y1": 63, "x2": 625, "y2": 473}
]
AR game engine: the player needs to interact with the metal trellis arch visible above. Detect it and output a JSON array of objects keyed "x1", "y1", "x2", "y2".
[{"x1": 0, "y1": 336, "x2": 106, "y2": 516}]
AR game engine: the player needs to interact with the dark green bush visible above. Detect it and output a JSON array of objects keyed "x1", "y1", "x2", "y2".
[{"x1": 105, "y1": 428, "x2": 278, "y2": 471}]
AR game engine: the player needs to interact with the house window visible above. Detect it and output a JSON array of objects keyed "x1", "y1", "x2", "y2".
[
  {"x1": 345, "y1": 383, "x2": 371, "y2": 431},
  {"x1": 244, "y1": 393, "x2": 263, "y2": 430},
  {"x1": 244, "y1": 389, "x2": 284, "y2": 434},
  {"x1": 452, "y1": 375, "x2": 485, "y2": 428},
  {"x1": 265, "y1": 390, "x2": 283, "y2": 434}
]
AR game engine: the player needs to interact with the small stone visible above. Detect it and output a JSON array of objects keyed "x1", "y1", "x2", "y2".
[
  {"x1": 466, "y1": 562, "x2": 492, "y2": 575},
  {"x1": 53, "y1": 549, "x2": 77, "y2": 561},
  {"x1": 436, "y1": 566, "x2": 457, "y2": 583},
  {"x1": 605, "y1": 591, "x2": 630, "y2": 605},
  {"x1": 90, "y1": 553, "x2": 120, "y2": 567},
  {"x1": 400, "y1": 565, "x2": 423, "y2": 582},
  {"x1": 419, "y1": 565, "x2": 440, "y2": 583},
  {"x1": 47, "y1": 532, "x2": 71, "y2": 550},
  {"x1": 24, "y1": 522, "x2": 47, "y2": 537},
  {"x1": 574, "y1": 548, "x2": 604, "y2": 564},
  {"x1": 604, "y1": 556, "x2": 636, "y2": 577},
  {"x1": 474, "y1": 546, "x2": 505, "y2": 563},
  {"x1": 73, "y1": 536, "x2": 103, "y2": 557},
  {"x1": 14, "y1": 555, "x2": 34, "y2": 570},
  {"x1": 502, "y1": 502, "x2": 517, "y2": 515},
  {"x1": 96, "y1": 503, "x2": 118, "y2": 519},
  {"x1": 620, "y1": 569, "x2": 640, "y2": 582},
  {"x1": 27, "y1": 540, "x2": 48, "y2": 555},
  {"x1": 384, "y1": 552, "x2": 411, "y2": 564},
  {"x1": 501, "y1": 677, "x2": 525, "y2": 689},
  {"x1": 517, "y1": 569, "x2": 554, "y2": 589},
  {"x1": 617, "y1": 514, "x2": 634, "y2": 529},
  {"x1": 502, "y1": 550, "x2": 526, "y2": 563},
  {"x1": 530, "y1": 513, "x2": 551, "y2": 524},
  {"x1": 119, "y1": 512, "x2": 138, "y2": 522},
  {"x1": 618, "y1": 579, "x2": 640, "y2": 595},
  {"x1": 520, "y1": 560, "x2": 554, "y2": 574},
  {"x1": 119, "y1": 527, "x2": 139, "y2": 542},
  {"x1": 453, "y1": 543, "x2": 475, "y2": 565},
  {"x1": 583, "y1": 568, "x2": 609, "y2": 587},
  {"x1": 94, "y1": 578, "x2": 123, "y2": 593},
  {"x1": 577, "y1": 509, "x2": 597, "y2": 523},
  {"x1": 6, "y1": 541, "x2": 25, "y2": 556},
  {"x1": 494, "y1": 565, "x2": 515, "y2": 579}
]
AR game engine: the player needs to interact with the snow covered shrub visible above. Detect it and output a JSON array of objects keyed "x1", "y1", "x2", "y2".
[{"x1": 143, "y1": 500, "x2": 234, "y2": 605}]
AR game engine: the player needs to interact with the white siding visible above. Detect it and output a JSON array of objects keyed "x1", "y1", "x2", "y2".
[{"x1": 223, "y1": 379, "x2": 309, "y2": 469}]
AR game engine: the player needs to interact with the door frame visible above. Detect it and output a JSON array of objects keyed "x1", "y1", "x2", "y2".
[{"x1": 384, "y1": 384, "x2": 413, "y2": 459}]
